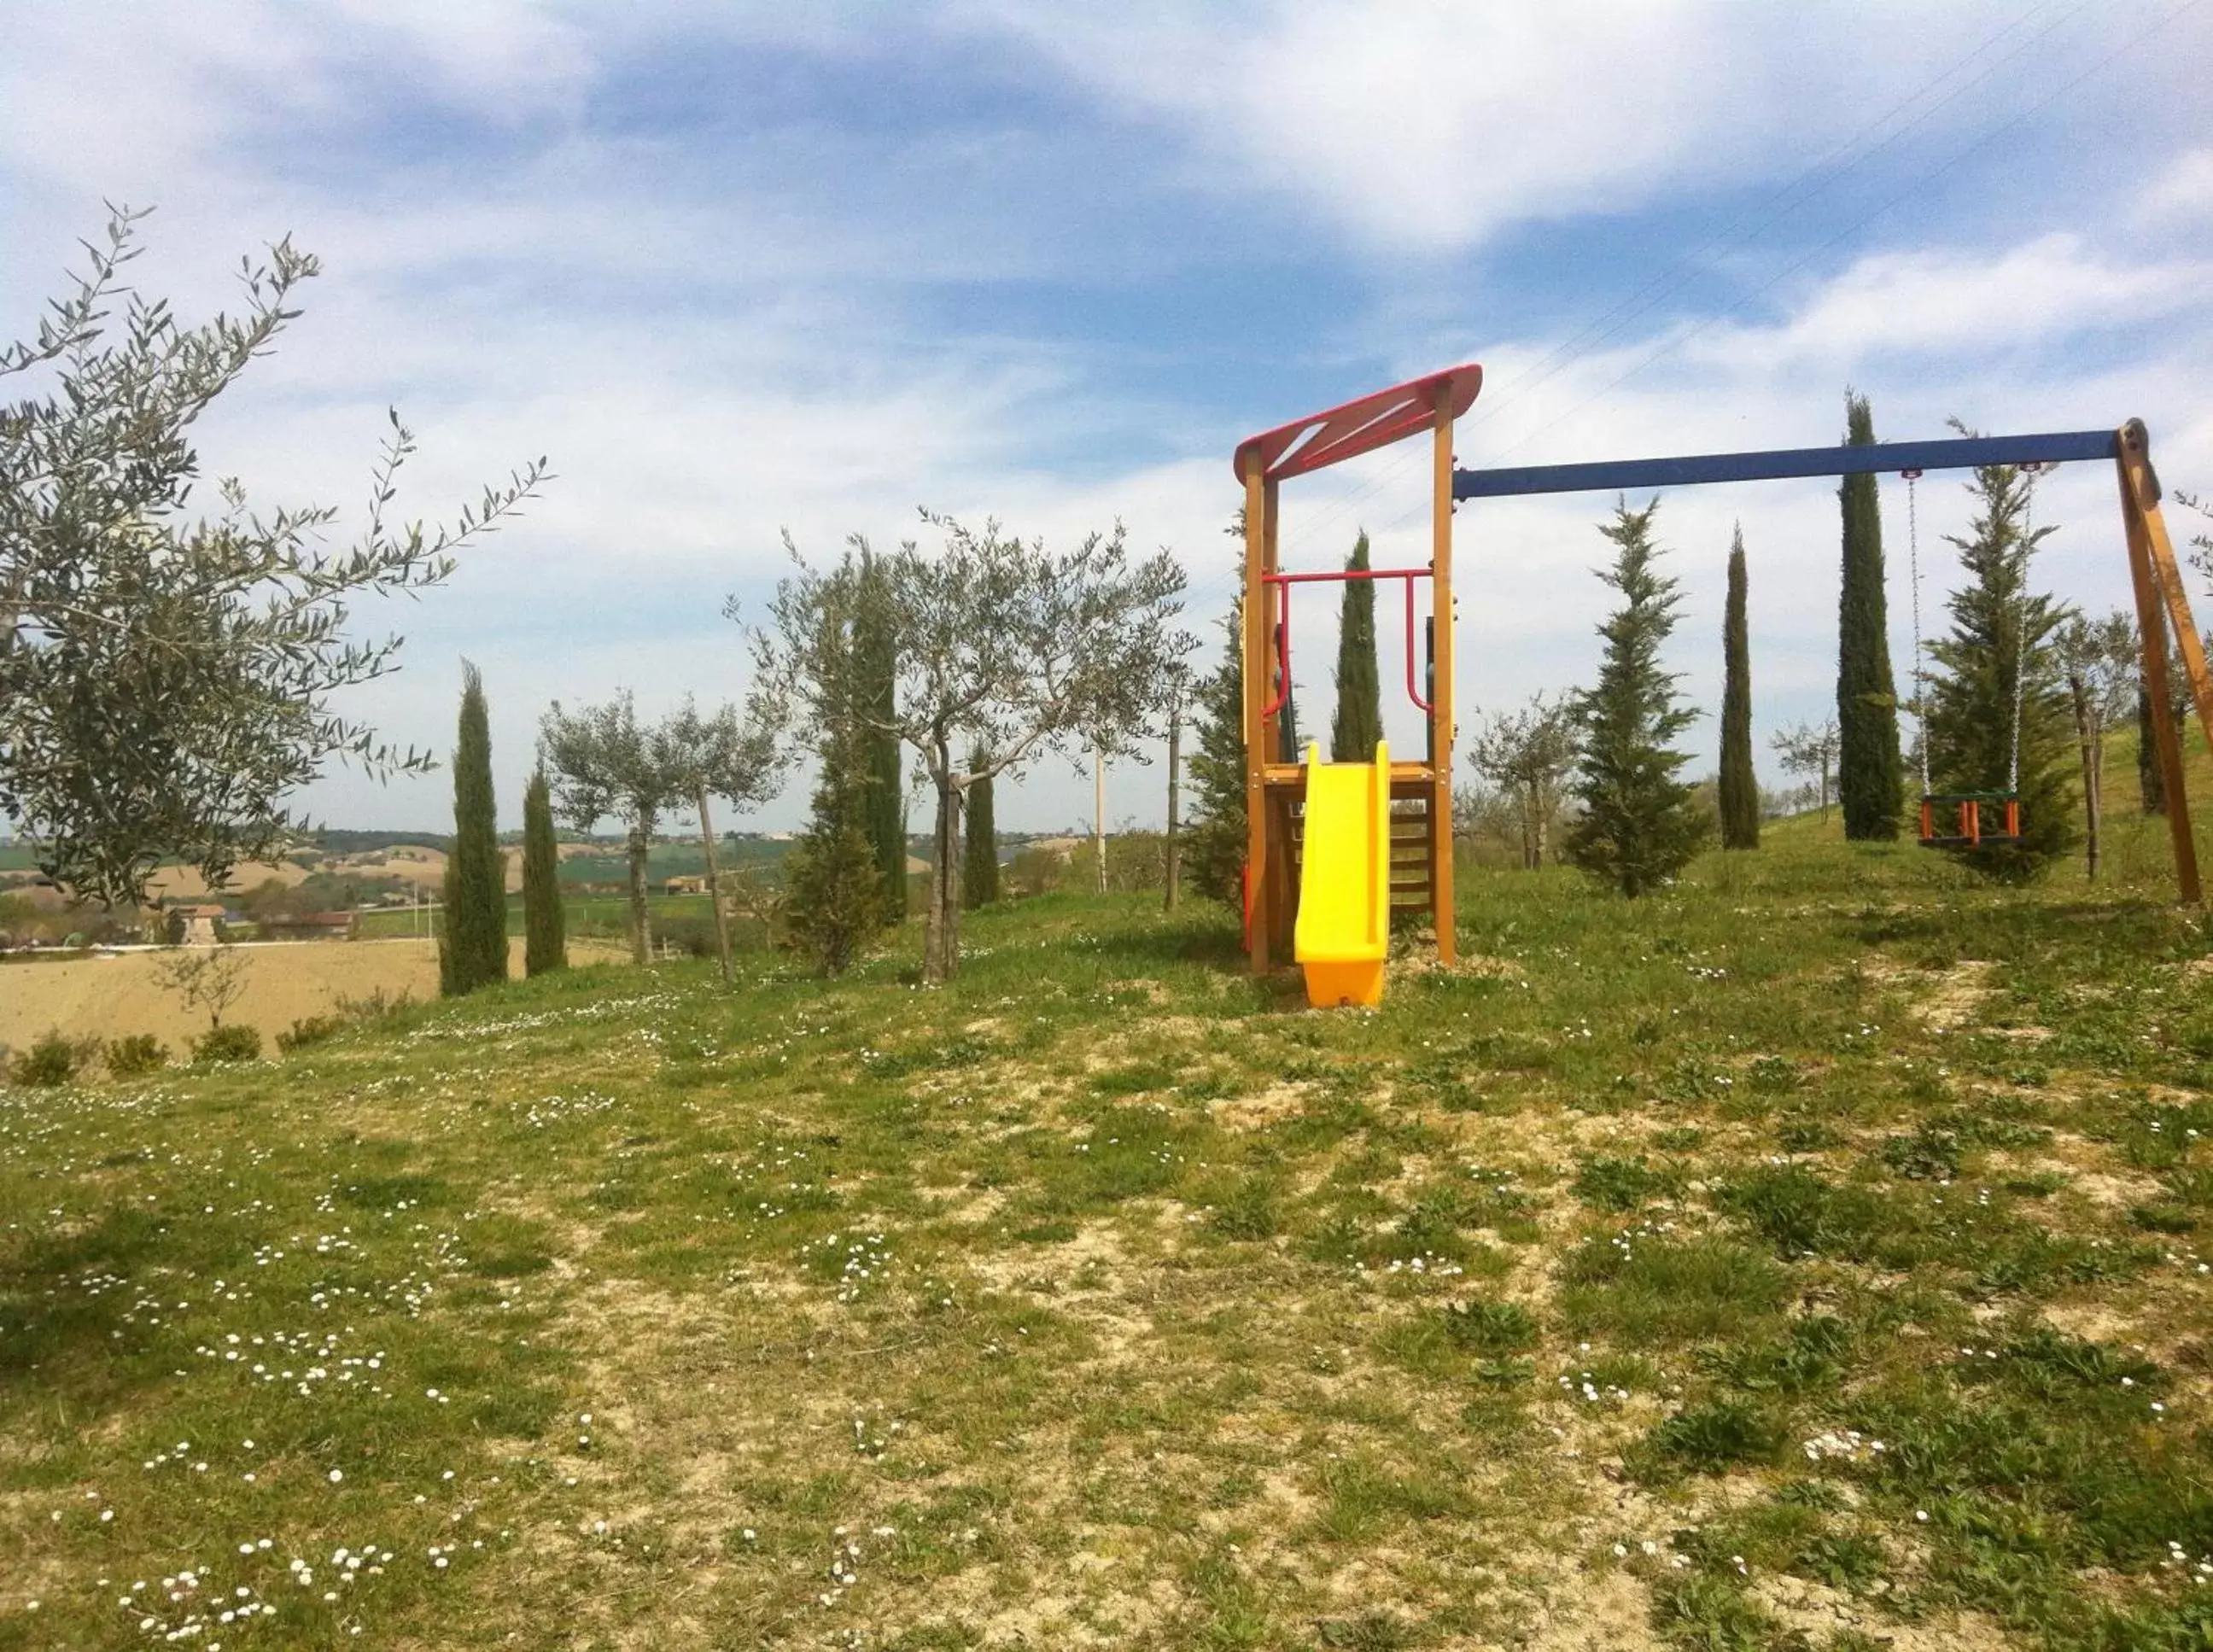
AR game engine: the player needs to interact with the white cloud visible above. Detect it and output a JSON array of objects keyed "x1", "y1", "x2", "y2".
[
  {"x1": 8, "y1": 2, "x2": 2212, "y2": 833},
  {"x1": 959, "y1": 1, "x2": 2060, "y2": 254},
  {"x1": 2136, "y1": 147, "x2": 2213, "y2": 226},
  {"x1": 1683, "y1": 235, "x2": 2209, "y2": 371}
]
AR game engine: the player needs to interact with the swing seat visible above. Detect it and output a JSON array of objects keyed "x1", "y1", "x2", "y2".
[{"x1": 1918, "y1": 792, "x2": 2023, "y2": 849}]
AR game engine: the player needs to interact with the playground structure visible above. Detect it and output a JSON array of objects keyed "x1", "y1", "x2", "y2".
[
  {"x1": 1235, "y1": 366, "x2": 1479, "y2": 1007},
  {"x1": 1236, "y1": 366, "x2": 2213, "y2": 1007}
]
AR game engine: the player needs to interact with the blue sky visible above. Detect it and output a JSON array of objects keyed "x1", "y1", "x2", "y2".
[{"x1": 5, "y1": 1, "x2": 2211, "y2": 836}]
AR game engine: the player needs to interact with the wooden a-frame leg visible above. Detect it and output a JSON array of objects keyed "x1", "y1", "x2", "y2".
[{"x1": 2118, "y1": 436, "x2": 2201, "y2": 904}]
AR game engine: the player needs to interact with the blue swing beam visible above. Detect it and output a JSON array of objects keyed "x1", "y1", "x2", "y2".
[
  {"x1": 1441, "y1": 416, "x2": 2212, "y2": 902},
  {"x1": 1451, "y1": 428, "x2": 2120, "y2": 501}
]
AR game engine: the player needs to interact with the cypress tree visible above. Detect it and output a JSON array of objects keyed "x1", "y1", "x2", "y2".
[
  {"x1": 1329, "y1": 531, "x2": 1382, "y2": 762},
  {"x1": 962, "y1": 749, "x2": 998, "y2": 908},
  {"x1": 1921, "y1": 458, "x2": 2077, "y2": 879},
  {"x1": 439, "y1": 662, "x2": 507, "y2": 995},
  {"x1": 1563, "y1": 498, "x2": 1710, "y2": 896},
  {"x1": 1719, "y1": 524, "x2": 1760, "y2": 849},
  {"x1": 1186, "y1": 594, "x2": 1248, "y2": 906},
  {"x1": 782, "y1": 598, "x2": 885, "y2": 975},
  {"x1": 522, "y1": 767, "x2": 565, "y2": 975},
  {"x1": 855, "y1": 545, "x2": 907, "y2": 925},
  {"x1": 1837, "y1": 391, "x2": 1905, "y2": 839}
]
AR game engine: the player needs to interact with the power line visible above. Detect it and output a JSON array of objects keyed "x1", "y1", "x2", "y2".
[
  {"x1": 1453, "y1": 0, "x2": 2092, "y2": 444},
  {"x1": 1245, "y1": 2, "x2": 2089, "y2": 572},
  {"x1": 1188, "y1": 0, "x2": 2198, "y2": 649},
  {"x1": 1479, "y1": 0, "x2": 2204, "y2": 470}
]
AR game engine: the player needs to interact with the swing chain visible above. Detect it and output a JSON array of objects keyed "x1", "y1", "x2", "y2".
[
  {"x1": 2009, "y1": 464, "x2": 2040, "y2": 794},
  {"x1": 1903, "y1": 469, "x2": 1930, "y2": 794}
]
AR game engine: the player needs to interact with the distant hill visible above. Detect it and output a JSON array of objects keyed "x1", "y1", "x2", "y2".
[{"x1": 311, "y1": 828, "x2": 453, "y2": 855}]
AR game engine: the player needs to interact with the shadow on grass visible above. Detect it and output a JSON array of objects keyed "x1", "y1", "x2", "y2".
[
  {"x1": 1851, "y1": 893, "x2": 2177, "y2": 958},
  {"x1": 1080, "y1": 914, "x2": 1248, "y2": 972},
  {"x1": 0, "y1": 1203, "x2": 184, "y2": 1410}
]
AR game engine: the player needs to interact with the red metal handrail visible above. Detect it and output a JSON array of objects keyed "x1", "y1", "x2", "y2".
[
  {"x1": 1258, "y1": 578, "x2": 1292, "y2": 717},
  {"x1": 1258, "y1": 565, "x2": 1436, "y2": 720}
]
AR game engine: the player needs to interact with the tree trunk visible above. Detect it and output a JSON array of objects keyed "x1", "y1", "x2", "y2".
[
  {"x1": 923, "y1": 750, "x2": 963, "y2": 984},
  {"x1": 1094, "y1": 747, "x2": 1107, "y2": 894},
  {"x1": 2068, "y1": 678, "x2": 2099, "y2": 881},
  {"x1": 1164, "y1": 703, "x2": 1182, "y2": 913},
  {"x1": 2140, "y1": 685, "x2": 2166, "y2": 815},
  {"x1": 1532, "y1": 791, "x2": 1549, "y2": 868},
  {"x1": 696, "y1": 785, "x2": 733, "y2": 985},
  {"x1": 626, "y1": 822, "x2": 652, "y2": 966},
  {"x1": 2087, "y1": 726, "x2": 2105, "y2": 882}
]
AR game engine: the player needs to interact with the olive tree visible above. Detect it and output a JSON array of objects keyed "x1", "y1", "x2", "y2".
[
  {"x1": 655, "y1": 697, "x2": 786, "y2": 984},
  {"x1": 1769, "y1": 719, "x2": 1841, "y2": 818},
  {"x1": 539, "y1": 692, "x2": 674, "y2": 966},
  {"x1": 156, "y1": 942, "x2": 250, "y2": 1030},
  {"x1": 744, "y1": 514, "x2": 1187, "y2": 983},
  {"x1": 1467, "y1": 692, "x2": 1577, "y2": 868},
  {"x1": 2055, "y1": 610, "x2": 2139, "y2": 881},
  {"x1": 539, "y1": 692, "x2": 782, "y2": 971},
  {"x1": 1, "y1": 209, "x2": 547, "y2": 905}
]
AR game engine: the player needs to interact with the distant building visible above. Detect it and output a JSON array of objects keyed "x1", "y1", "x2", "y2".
[
  {"x1": 167, "y1": 902, "x2": 227, "y2": 946},
  {"x1": 663, "y1": 875, "x2": 708, "y2": 896}
]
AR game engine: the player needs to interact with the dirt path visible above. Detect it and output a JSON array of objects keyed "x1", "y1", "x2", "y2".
[{"x1": 0, "y1": 937, "x2": 628, "y2": 1053}]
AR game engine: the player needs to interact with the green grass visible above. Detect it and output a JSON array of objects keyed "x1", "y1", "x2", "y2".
[{"x1": 5, "y1": 779, "x2": 2213, "y2": 1648}]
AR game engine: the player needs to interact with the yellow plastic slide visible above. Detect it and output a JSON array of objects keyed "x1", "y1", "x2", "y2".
[{"x1": 1293, "y1": 739, "x2": 1390, "y2": 1008}]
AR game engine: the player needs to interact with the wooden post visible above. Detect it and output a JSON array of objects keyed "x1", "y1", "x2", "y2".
[
  {"x1": 1165, "y1": 687, "x2": 1182, "y2": 914},
  {"x1": 2118, "y1": 435, "x2": 2201, "y2": 904},
  {"x1": 2120, "y1": 422, "x2": 2213, "y2": 750},
  {"x1": 1262, "y1": 476, "x2": 1293, "y2": 949},
  {"x1": 695, "y1": 785, "x2": 733, "y2": 987},
  {"x1": 1242, "y1": 459, "x2": 1270, "y2": 971},
  {"x1": 1429, "y1": 384, "x2": 1457, "y2": 964}
]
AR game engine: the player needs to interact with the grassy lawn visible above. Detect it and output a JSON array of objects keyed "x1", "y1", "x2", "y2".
[{"x1": 6, "y1": 801, "x2": 2213, "y2": 1649}]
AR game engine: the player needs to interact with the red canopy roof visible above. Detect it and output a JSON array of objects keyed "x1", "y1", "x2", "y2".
[{"x1": 1233, "y1": 363, "x2": 1482, "y2": 484}]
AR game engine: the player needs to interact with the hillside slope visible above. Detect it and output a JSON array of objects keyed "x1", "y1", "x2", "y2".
[{"x1": 4, "y1": 814, "x2": 2213, "y2": 1649}]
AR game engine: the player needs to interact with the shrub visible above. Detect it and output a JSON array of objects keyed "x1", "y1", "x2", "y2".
[
  {"x1": 333, "y1": 986, "x2": 413, "y2": 1023},
  {"x1": 1639, "y1": 1397, "x2": 1787, "y2": 1474},
  {"x1": 1649, "y1": 1572, "x2": 1778, "y2": 1650},
  {"x1": 1560, "y1": 1235, "x2": 1789, "y2": 1346},
  {"x1": 277, "y1": 1014, "x2": 347, "y2": 1054},
  {"x1": 1720, "y1": 1165, "x2": 1894, "y2": 1262},
  {"x1": 655, "y1": 915, "x2": 721, "y2": 960},
  {"x1": 105, "y1": 1034, "x2": 169, "y2": 1077},
  {"x1": 1439, "y1": 1298, "x2": 1539, "y2": 1356},
  {"x1": 1207, "y1": 1178, "x2": 1282, "y2": 1240},
  {"x1": 193, "y1": 1024, "x2": 263, "y2": 1064},
  {"x1": 10, "y1": 1031, "x2": 78, "y2": 1087},
  {"x1": 1573, "y1": 1154, "x2": 1681, "y2": 1212},
  {"x1": 1878, "y1": 1125, "x2": 1964, "y2": 1182}
]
